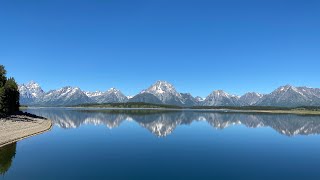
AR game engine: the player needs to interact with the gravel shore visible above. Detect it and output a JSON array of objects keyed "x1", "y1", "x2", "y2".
[{"x1": 0, "y1": 114, "x2": 52, "y2": 147}]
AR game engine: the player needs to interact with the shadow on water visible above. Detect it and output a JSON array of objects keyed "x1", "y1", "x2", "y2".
[{"x1": 0, "y1": 143, "x2": 16, "y2": 176}]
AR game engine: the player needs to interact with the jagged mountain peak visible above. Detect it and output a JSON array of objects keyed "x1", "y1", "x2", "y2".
[
  {"x1": 47, "y1": 86, "x2": 83, "y2": 96},
  {"x1": 244, "y1": 92, "x2": 263, "y2": 96},
  {"x1": 25, "y1": 80, "x2": 41, "y2": 87},
  {"x1": 209, "y1": 90, "x2": 238, "y2": 99},
  {"x1": 241, "y1": 92, "x2": 264, "y2": 99},
  {"x1": 87, "y1": 87, "x2": 128, "y2": 103},
  {"x1": 57, "y1": 86, "x2": 82, "y2": 93},
  {"x1": 256, "y1": 84, "x2": 320, "y2": 107},
  {"x1": 41, "y1": 86, "x2": 92, "y2": 106},
  {"x1": 85, "y1": 91, "x2": 103, "y2": 97},
  {"x1": 271, "y1": 85, "x2": 306, "y2": 97},
  {"x1": 18, "y1": 81, "x2": 45, "y2": 105},
  {"x1": 107, "y1": 87, "x2": 121, "y2": 93},
  {"x1": 142, "y1": 80, "x2": 177, "y2": 94},
  {"x1": 239, "y1": 92, "x2": 264, "y2": 105},
  {"x1": 195, "y1": 96, "x2": 205, "y2": 102},
  {"x1": 139, "y1": 80, "x2": 184, "y2": 106},
  {"x1": 155, "y1": 80, "x2": 172, "y2": 85},
  {"x1": 20, "y1": 80, "x2": 43, "y2": 93},
  {"x1": 276, "y1": 84, "x2": 297, "y2": 92},
  {"x1": 212, "y1": 90, "x2": 230, "y2": 96},
  {"x1": 203, "y1": 90, "x2": 240, "y2": 106}
]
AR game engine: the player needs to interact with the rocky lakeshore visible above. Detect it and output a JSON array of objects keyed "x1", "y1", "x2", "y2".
[{"x1": 0, "y1": 113, "x2": 52, "y2": 147}]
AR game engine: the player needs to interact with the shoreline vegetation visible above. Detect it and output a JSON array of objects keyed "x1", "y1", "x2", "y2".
[{"x1": 66, "y1": 102, "x2": 320, "y2": 115}]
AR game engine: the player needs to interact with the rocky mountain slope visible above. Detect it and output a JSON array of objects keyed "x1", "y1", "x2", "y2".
[
  {"x1": 202, "y1": 90, "x2": 240, "y2": 106},
  {"x1": 19, "y1": 81, "x2": 320, "y2": 107},
  {"x1": 256, "y1": 85, "x2": 320, "y2": 107}
]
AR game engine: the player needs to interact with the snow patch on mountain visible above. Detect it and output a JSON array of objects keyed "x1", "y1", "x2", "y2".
[
  {"x1": 89, "y1": 88, "x2": 128, "y2": 103},
  {"x1": 140, "y1": 80, "x2": 185, "y2": 106}
]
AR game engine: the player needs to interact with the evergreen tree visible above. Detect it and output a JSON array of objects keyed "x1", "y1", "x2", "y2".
[
  {"x1": 0, "y1": 65, "x2": 20, "y2": 116},
  {"x1": 1, "y1": 78, "x2": 20, "y2": 114},
  {"x1": 0, "y1": 65, "x2": 6, "y2": 87}
]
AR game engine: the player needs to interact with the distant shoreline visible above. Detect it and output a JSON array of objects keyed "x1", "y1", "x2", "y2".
[{"x1": 0, "y1": 113, "x2": 52, "y2": 148}]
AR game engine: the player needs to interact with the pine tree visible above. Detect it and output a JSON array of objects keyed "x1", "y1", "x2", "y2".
[
  {"x1": 0, "y1": 65, "x2": 6, "y2": 87},
  {"x1": 0, "y1": 65, "x2": 20, "y2": 116},
  {"x1": 1, "y1": 78, "x2": 20, "y2": 114}
]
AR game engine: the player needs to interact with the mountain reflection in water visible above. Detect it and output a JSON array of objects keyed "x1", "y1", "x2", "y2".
[{"x1": 25, "y1": 108, "x2": 320, "y2": 137}]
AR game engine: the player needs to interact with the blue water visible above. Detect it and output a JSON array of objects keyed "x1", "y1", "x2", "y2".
[{"x1": 1, "y1": 108, "x2": 320, "y2": 180}]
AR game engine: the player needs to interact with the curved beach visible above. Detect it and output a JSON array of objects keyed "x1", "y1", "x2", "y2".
[{"x1": 0, "y1": 114, "x2": 52, "y2": 147}]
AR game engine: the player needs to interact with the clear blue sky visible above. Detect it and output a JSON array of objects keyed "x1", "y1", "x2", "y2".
[{"x1": 1, "y1": 0, "x2": 319, "y2": 97}]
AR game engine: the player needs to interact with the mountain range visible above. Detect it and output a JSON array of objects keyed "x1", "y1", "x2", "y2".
[{"x1": 18, "y1": 80, "x2": 320, "y2": 107}]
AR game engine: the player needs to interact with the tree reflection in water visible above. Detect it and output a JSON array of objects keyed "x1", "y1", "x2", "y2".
[{"x1": 0, "y1": 142, "x2": 16, "y2": 175}]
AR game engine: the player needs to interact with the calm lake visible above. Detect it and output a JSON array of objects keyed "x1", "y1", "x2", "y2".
[{"x1": 1, "y1": 108, "x2": 320, "y2": 180}]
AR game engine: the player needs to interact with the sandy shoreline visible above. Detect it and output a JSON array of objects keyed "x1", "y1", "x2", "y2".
[{"x1": 0, "y1": 114, "x2": 52, "y2": 147}]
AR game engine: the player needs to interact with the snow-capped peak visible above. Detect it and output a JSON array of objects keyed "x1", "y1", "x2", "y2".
[
  {"x1": 242, "y1": 92, "x2": 264, "y2": 97},
  {"x1": 276, "y1": 84, "x2": 299, "y2": 92},
  {"x1": 26, "y1": 80, "x2": 41, "y2": 88},
  {"x1": 107, "y1": 87, "x2": 121, "y2": 93},
  {"x1": 140, "y1": 80, "x2": 184, "y2": 105},
  {"x1": 142, "y1": 80, "x2": 177, "y2": 94},
  {"x1": 19, "y1": 81, "x2": 45, "y2": 99},
  {"x1": 256, "y1": 84, "x2": 320, "y2": 107},
  {"x1": 203, "y1": 90, "x2": 240, "y2": 106},
  {"x1": 85, "y1": 91, "x2": 103, "y2": 97},
  {"x1": 54, "y1": 86, "x2": 83, "y2": 97},
  {"x1": 85, "y1": 87, "x2": 128, "y2": 103},
  {"x1": 211, "y1": 90, "x2": 235, "y2": 98},
  {"x1": 195, "y1": 96, "x2": 205, "y2": 102},
  {"x1": 239, "y1": 92, "x2": 264, "y2": 105},
  {"x1": 274, "y1": 85, "x2": 304, "y2": 96}
]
